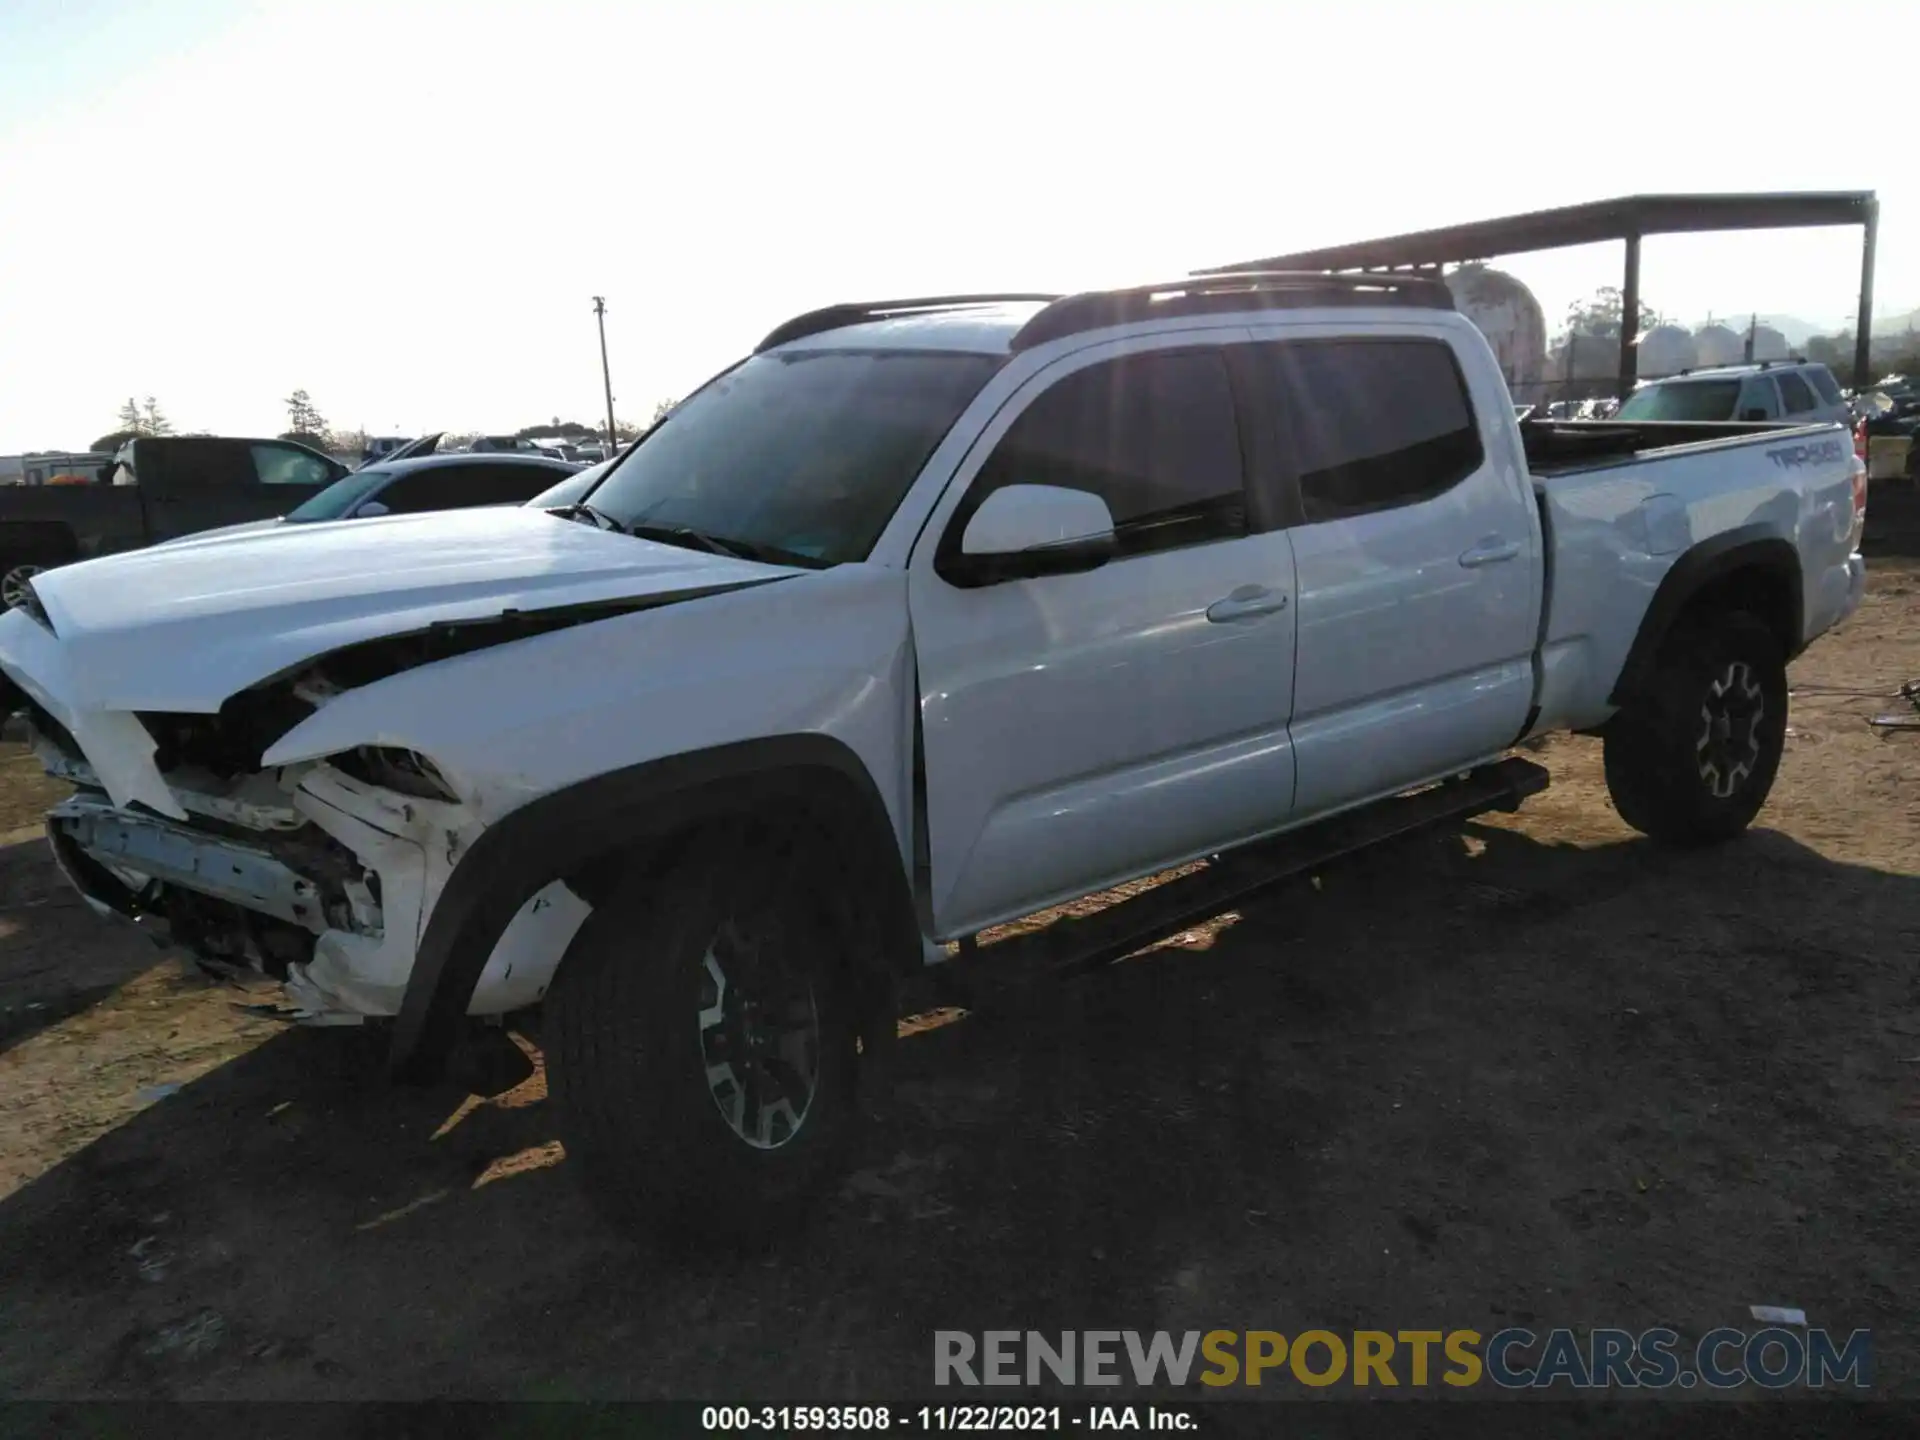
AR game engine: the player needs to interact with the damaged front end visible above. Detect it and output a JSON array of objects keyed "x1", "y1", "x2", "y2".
[
  {"x1": 22, "y1": 631, "x2": 592, "y2": 1024},
  {"x1": 0, "y1": 502, "x2": 806, "y2": 1034}
]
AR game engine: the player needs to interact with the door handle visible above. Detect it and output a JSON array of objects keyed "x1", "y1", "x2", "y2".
[
  {"x1": 1206, "y1": 585, "x2": 1290, "y2": 623},
  {"x1": 1459, "y1": 538, "x2": 1521, "y2": 568}
]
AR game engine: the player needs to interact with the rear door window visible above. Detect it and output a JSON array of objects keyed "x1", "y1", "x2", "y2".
[
  {"x1": 1737, "y1": 376, "x2": 1782, "y2": 419},
  {"x1": 1255, "y1": 338, "x2": 1484, "y2": 522},
  {"x1": 1775, "y1": 371, "x2": 1817, "y2": 415},
  {"x1": 1805, "y1": 366, "x2": 1843, "y2": 406}
]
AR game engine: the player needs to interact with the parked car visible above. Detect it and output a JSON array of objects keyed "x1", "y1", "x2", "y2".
[
  {"x1": 1617, "y1": 360, "x2": 1850, "y2": 427},
  {"x1": 0, "y1": 275, "x2": 1866, "y2": 1241},
  {"x1": 0, "y1": 435, "x2": 350, "y2": 610},
  {"x1": 173, "y1": 452, "x2": 583, "y2": 544},
  {"x1": 361, "y1": 436, "x2": 417, "y2": 465},
  {"x1": 524, "y1": 458, "x2": 613, "y2": 510}
]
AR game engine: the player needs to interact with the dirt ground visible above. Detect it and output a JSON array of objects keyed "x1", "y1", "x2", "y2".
[{"x1": 1, "y1": 497, "x2": 1917, "y2": 1410}]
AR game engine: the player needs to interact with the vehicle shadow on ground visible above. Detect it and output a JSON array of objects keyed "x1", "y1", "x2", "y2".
[
  {"x1": 0, "y1": 838, "x2": 161, "y2": 1055},
  {"x1": 0, "y1": 817, "x2": 1915, "y2": 1405},
  {"x1": 1863, "y1": 479, "x2": 1920, "y2": 560}
]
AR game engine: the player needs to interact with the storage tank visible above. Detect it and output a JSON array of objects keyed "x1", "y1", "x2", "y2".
[
  {"x1": 1693, "y1": 324, "x2": 1744, "y2": 367},
  {"x1": 1637, "y1": 324, "x2": 1697, "y2": 378},
  {"x1": 1445, "y1": 264, "x2": 1547, "y2": 393},
  {"x1": 1750, "y1": 325, "x2": 1790, "y2": 362},
  {"x1": 1547, "y1": 332, "x2": 1623, "y2": 382}
]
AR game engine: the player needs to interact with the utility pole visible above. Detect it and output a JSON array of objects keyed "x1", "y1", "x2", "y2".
[{"x1": 592, "y1": 296, "x2": 618, "y2": 455}]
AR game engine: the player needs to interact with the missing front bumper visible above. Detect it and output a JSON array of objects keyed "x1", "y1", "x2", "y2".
[{"x1": 49, "y1": 794, "x2": 326, "y2": 930}]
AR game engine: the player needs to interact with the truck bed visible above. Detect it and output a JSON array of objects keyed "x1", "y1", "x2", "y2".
[
  {"x1": 1520, "y1": 414, "x2": 1859, "y2": 740},
  {"x1": 1520, "y1": 417, "x2": 1821, "y2": 477}
]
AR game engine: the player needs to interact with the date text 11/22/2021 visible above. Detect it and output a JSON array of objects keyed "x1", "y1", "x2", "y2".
[{"x1": 701, "y1": 1405, "x2": 1198, "y2": 1431}]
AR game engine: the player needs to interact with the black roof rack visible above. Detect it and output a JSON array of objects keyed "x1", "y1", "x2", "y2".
[
  {"x1": 755, "y1": 294, "x2": 1061, "y2": 353},
  {"x1": 1008, "y1": 271, "x2": 1454, "y2": 353},
  {"x1": 1675, "y1": 357, "x2": 1806, "y2": 375}
]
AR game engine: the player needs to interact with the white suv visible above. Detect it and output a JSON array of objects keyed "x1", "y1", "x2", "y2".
[{"x1": 1617, "y1": 360, "x2": 1850, "y2": 427}]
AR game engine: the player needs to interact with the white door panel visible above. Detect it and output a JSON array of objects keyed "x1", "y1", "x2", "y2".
[
  {"x1": 909, "y1": 330, "x2": 1299, "y2": 938},
  {"x1": 1291, "y1": 475, "x2": 1536, "y2": 815},
  {"x1": 915, "y1": 538, "x2": 1296, "y2": 934},
  {"x1": 1289, "y1": 659, "x2": 1534, "y2": 816},
  {"x1": 1267, "y1": 329, "x2": 1542, "y2": 816}
]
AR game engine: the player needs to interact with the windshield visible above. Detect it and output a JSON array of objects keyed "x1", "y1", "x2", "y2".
[
  {"x1": 527, "y1": 461, "x2": 610, "y2": 508},
  {"x1": 582, "y1": 348, "x2": 1001, "y2": 566},
  {"x1": 1616, "y1": 379, "x2": 1742, "y2": 422},
  {"x1": 287, "y1": 469, "x2": 391, "y2": 522}
]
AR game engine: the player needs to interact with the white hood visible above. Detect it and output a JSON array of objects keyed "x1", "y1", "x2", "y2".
[
  {"x1": 159, "y1": 517, "x2": 287, "y2": 545},
  {"x1": 2, "y1": 506, "x2": 797, "y2": 716}
]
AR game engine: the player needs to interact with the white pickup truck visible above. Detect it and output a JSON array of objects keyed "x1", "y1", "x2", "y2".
[{"x1": 0, "y1": 274, "x2": 1867, "y2": 1239}]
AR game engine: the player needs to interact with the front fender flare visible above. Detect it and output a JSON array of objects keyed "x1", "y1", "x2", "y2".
[{"x1": 388, "y1": 733, "x2": 916, "y2": 1082}]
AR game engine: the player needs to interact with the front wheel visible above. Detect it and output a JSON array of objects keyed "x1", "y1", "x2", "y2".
[
  {"x1": 0, "y1": 559, "x2": 48, "y2": 611},
  {"x1": 544, "y1": 822, "x2": 860, "y2": 1244},
  {"x1": 1602, "y1": 612, "x2": 1788, "y2": 846}
]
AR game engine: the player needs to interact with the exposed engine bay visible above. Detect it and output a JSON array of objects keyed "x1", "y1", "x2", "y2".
[{"x1": 25, "y1": 630, "x2": 597, "y2": 1022}]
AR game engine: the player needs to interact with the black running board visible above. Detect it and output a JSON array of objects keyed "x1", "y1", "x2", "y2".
[{"x1": 918, "y1": 757, "x2": 1549, "y2": 1009}]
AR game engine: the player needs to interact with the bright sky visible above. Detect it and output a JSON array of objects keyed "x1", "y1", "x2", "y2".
[{"x1": 0, "y1": 0, "x2": 1908, "y2": 451}]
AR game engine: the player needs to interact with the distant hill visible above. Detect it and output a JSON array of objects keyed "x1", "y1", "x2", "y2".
[{"x1": 1685, "y1": 307, "x2": 1919, "y2": 344}]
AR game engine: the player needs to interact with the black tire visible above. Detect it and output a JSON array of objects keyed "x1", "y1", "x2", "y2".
[
  {"x1": 0, "y1": 556, "x2": 53, "y2": 611},
  {"x1": 1602, "y1": 611, "x2": 1788, "y2": 846},
  {"x1": 544, "y1": 818, "x2": 861, "y2": 1245}
]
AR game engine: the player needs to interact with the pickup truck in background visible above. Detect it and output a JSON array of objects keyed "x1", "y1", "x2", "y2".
[
  {"x1": 0, "y1": 434, "x2": 350, "y2": 609},
  {"x1": 0, "y1": 273, "x2": 1867, "y2": 1242}
]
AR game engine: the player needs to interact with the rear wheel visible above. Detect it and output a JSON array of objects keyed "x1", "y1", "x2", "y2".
[
  {"x1": 1602, "y1": 612, "x2": 1788, "y2": 846},
  {"x1": 544, "y1": 820, "x2": 860, "y2": 1244}
]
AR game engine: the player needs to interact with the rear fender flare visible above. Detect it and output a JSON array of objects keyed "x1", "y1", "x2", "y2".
[
  {"x1": 388, "y1": 733, "x2": 915, "y2": 1081},
  {"x1": 1608, "y1": 524, "x2": 1802, "y2": 706}
]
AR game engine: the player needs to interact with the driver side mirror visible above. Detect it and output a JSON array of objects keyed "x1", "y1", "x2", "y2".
[
  {"x1": 353, "y1": 500, "x2": 391, "y2": 519},
  {"x1": 943, "y1": 484, "x2": 1117, "y2": 588}
]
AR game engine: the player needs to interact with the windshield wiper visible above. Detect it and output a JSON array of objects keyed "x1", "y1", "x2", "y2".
[
  {"x1": 624, "y1": 522, "x2": 762, "y2": 561},
  {"x1": 549, "y1": 502, "x2": 628, "y2": 534},
  {"x1": 558, "y1": 505, "x2": 818, "y2": 568}
]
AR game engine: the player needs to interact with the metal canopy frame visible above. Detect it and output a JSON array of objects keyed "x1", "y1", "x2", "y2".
[{"x1": 1197, "y1": 192, "x2": 1881, "y2": 394}]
